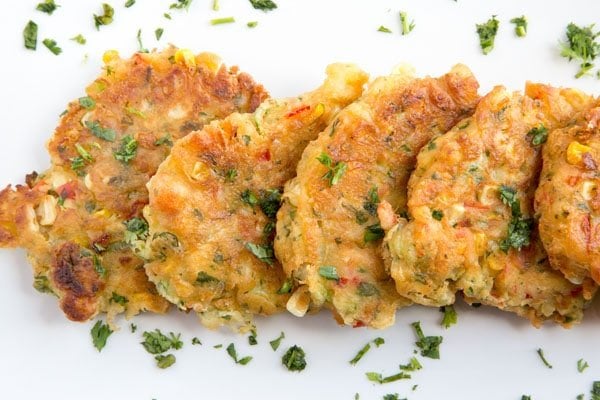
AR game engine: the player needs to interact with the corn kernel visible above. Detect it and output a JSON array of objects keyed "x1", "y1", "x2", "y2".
[
  {"x1": 313, "y1": 103, "x2": 325, "y2": 118},
  {"x1": 102, "y1": 49, "x2": 119, "y2": 64},
  {"x1": 174, "y1": 49, "x2": 196, "y2": 68},
  {"x1": 567, "y1": 141, "x2": 592, "y2": 166},
  {"x1": 196, "y1": 52, "x2": 222, "y2": 73}
]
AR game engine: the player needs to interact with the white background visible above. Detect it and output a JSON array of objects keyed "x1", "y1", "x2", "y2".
[{"x1": 0, "y1": 1, "x2": 599, "y2": 399}]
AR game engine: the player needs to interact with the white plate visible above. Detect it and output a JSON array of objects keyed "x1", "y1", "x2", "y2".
[{"x1": 0, "y1": 1, "x2": 599, "y2": 399}]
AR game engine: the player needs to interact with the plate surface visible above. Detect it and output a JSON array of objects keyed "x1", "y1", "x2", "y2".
[{"x1": 0, "y1": 1, "x2": 599, "y2": 399}]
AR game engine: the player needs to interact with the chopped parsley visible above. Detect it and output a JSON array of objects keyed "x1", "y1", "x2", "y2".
[
  {"x1": 85, "y1": 120, "x2": 116, "y2": 142},
  {"x1": 241, "y1": 189, "x2": 259, "y2": 206},
  {"x1": 141, "y1": 330, "x2": 183, "y2": 354},
  {"x1": 91, "y1": 320, "x2": 113, "y2": 352},
  {"x1": 592, "y1": 381, "x2": 600, "y2": 400},
  {"x1": 155, "y1": 28, "x2": 164, "y2": 40},
  {"x1": 365, "y1": 371, "x2": 410, "y2": 384},
  {"x1": 269, "y1": 332, "x2": 285, "y2": 351},
  {"x1": 130, "y1": 323, "x2": 137, "y2": 333},
  {"x1": 33, "y1": 275, "x2": 54, "y2": 295},
  {"x1": 247, "y1": 21, "x2": 258, "y2": 28},
  {"x1": 411, "y1": 321, "x2": 443, "y2": 359},
  {"x1": 70, "y1": 34, "x2": 86, "y2": 45},
  {"x1": 170, "y1": 0, "x2": 193, "y2": 10},
  {"x1": 431, "y1": 209, "x2": 444, "y2": 221},
  {"x1": 42, "y1": 38, "x2": 62, "y2": 55},
  {"x1": 94, "y1": 3, "x2": 115, "y2": 30},
  {"x1": 79, "y1": 96, "x2": 95, "y2": 109},
  {"x1": 399, "y1": 357, "x2": 422, "y2": 372},
  {"x1": 536, "y1": 348, "x2": 553, "y2": 369},
  {"x1": 510, "y1": 16, "x2": 527, "y2": 37},
  {"x1": 282, "y1": 345, "x2": 306, "y2": 371},
  {"x1": 113, "y1": 135, "x2": 138, "y2": 163},
  {"x1": 527, "y1": 125, "x2": 548, "y2": 146},
  {"x1": 23, "y1": 21, "x2": 38, "y2": 50},
  {"x1": 577, "y1": 358, "x2": 589, "y2": 373},
  {"x1": 476, "y1": 16, "x2": 500, "y2": 55},
  {"x1": 521, "y1": 396, "x2": 532, "y2": 400},
  {"x1": 123, "y1": 217, "x2": 149, "y2": 243},
  {"x1": 399, "y1": 11, "x2": 415, "y2": 35},
  {"x1": 318, "y1": 265, "x2": 339, "y2": 281},
  {"x1": 110, "y1": 292, "x2": 129, "y2": 306},
  {"x1": 317, "y1": 152, "x2": 347, "y2": 186},
  {"x1": 211, "y1": 17, "x2": 235, "y2": 25},
  {"x1": 259, "y1": 189, "x2": 282, "y2": 218},
  {"x1": 350, "y1": 338, "x2": 385, "y2": 365},
  {"x1": 378, "y1": 26, "x2": 392, "y2": 33},
  {"x1": 560, "y1": 23, "x2": 600, "y2": 78},
  {"x1": 154, "y1": 134, "x2": 173, "y2": 147},
  {"x1": 364, "y1": 223, "x2": 385, "y2": 243},
  {"x1": 245, "y1": 242, "x2": 275, "y2": 265},
  {"x1": 277, "y1": 279, "x2": 293, "y2": 294},
  {"x1": 357, "y1": 282, "x2": 379, "y2": 297},
  {"x1": 191, "y1": 337, "x2": 202, "y2": 345},
  {"x1": 498, "y1": 185, "x2": 533, "y2": 252},
  {"x1": 136, "y1": 29, "x2": 148, "y2": 53},
  {"x1": 249, "y1": 0, "x2": 277, "y2": 11},
  {"x1": 212, "y1": 0, "x2": 219, "y2": 11},
  {"x1": 226, "y1": 343, "x2": 253, "y2": 365},
  {"x1": 36, "y1": 0, "x2": 59, "y2": 15},
  {"x1": 363, "y1": 187, "x2": 380, "y2": 216},
  {"x1": 248, "y1": 330, "x2": 258, "y2": 346},
  {"x1": 195, "y1": 271, "x2": 220, "y2": 285},
  {"x1": 440, "y1": 305, "x2": 457, "y2": 328},
  {"x1": 125, "y1": 0, "x2": 135, "y2": 7},
  {"x1": 155, "y1": 354, "x2": 176, "y2": 369}
]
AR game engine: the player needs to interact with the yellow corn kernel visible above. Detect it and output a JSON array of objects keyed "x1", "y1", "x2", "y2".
[
  {"x1": 94, "y1": 209, "x2": 112, "y2": 219},
  {"x1": 102, "y1": 49, "x2": 119, "y2": 64},
  {"x1": 567, "y1": 141, "x2": 592, "y2": 166},
  {"x1": 474, "y1": 232, "x2": 487, "y2": 257},
  {"x1": 486, "y1": 254, "x2": 504, "y2": 271},
  {"x1": 174, "y1": 48, "x2": 196, "y2": 68},
  {"x1": 196, "y1": 52, "x2": 222, "y2": 73},
  {"x1": 313, "y1": 103, "x2": 325, "y2": 118}
]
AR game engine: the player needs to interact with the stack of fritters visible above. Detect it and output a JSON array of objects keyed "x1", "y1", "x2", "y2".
[{"x1": 1, "y1": 48, "x2": 598, "y2": 331}]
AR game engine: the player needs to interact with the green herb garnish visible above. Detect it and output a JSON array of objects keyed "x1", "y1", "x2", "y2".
[
  {"x1": 510, "y1": 16, "x2": 527, "y2": 37},
  {"x1": 440, "y1": 305, "x2": 457, "y2": 328},
  {"x1": 154, "y1": 134, "x2": 173, "y2": 147},
  {"x1": 125, "y1": 0, "x2": 135, "y2": 7},
  {"x1": 130, "y1": 323, "x2": 137, "y2": 333},
  {"x1": 365, "y1": 371, "x2": 411, "y2": 384},
  {"x1": 269, "y1": 332, "x2": 285, "y2": 351},
  {"x1": 357, "y1": 282, "x2": 379, "y2": 297},
  {"x1": 226, "y1": 343, "x2": 253, "y2": 365},
  {"x1": 592, "y1": 381, "x2": 600, "y2": 400},
  {"x1": 123, "y1": 217, "x2": 149, "y2": 242},
  {"x1": 411, "y1": 321, "x2": 443, "y2": 359},
  {"x1": 248, "y1": 330, "x2": 258, "y2": 346},
  {"x1": 476, "y1": 16, "x2": 500, "y2": 55},
  {"x1": 191, "y1": 337, "x2": 202, "y2": 345},
  {"x1": 114, "y1": 135, "x2": 138, "y2": 163},
  {"x1": 141, "y1": 330, "x2": 183, "y2": 354},
  {"x1": 363, "y1": 187, "x2": 380, "y2": 216},
  {"x1": 33, "y1": 275, "x2": 54, "y2": 295},
  {"x1": 245, "y1": 242, "x2": 274, "y2": 265},
  {"x1": 317, "y1": 152, "x2": 347, "y2": 186},
  {"x1": 364, "y1": 223, "x2": 384, "y2": 243},
  {"x1": 195, "y1": 271, "x2": 220, "y2": 285},
  {"x1": 318, "y1": 265, "x2": 339, "y2": 281},
  {"x1": 378, "y1": 26, "x2": 392, "y2": 33},
  {"x1": 136, "y1": 29, "x2": 148, "y2": 53},
  {"x1": 498, "y1": 185, "x2": 533, "y2": 252},
  {"x1": 85, "y1": 120, "x2": 116, "y2": 142},
  {"x1": 79, "y1": 96, "x2": 95, "y2": 109},
  {"x1": 36, "y1": 0, "x2": 59, "y2": 15},
  {"x1": 241, "y1": 189, "x2": 259, "y2": 206},
  {"x1": 110, "y1": 292, "x2": 129, "y2": 306},
  {"x1": 577, "y1": 358, "x2": 589, "y2": 373},
  {"x1": 560, "y1": 23, "x2": 600, "y2": 78},
  {"x1": 170, "y1": 0, "x2": 193, "y2": 10},
  {"x1": 536, "y1": 348, "x2": 553, "y2": 369},
  {"x1": 24, "y1": 21, "x2": 38, "y2": 50},
  {"x1": 42, "y1": 38, "x2": 62, "y2": 55},
  {"x1": 91, "y1": 320, "x2": 113, "y2": 351},
  {"x1": 350, "y1": 343, "x2": 371, "y2": 365},
  {"x1": 94, "y1": 3, "x2": 115, "y2": 30},
  {"x1": 399, "y1": 357, "x2": 422, "y2": 372},
  {"x1": 259, "y1": 189, "x2": 282, "y2": 219},
  {"x1": 155, "y1": 354, "x2": 176, "y2": 368},
  {"x1": 399, "y1": 11, "x2": 415, "y2": 35},
  {"x1": 155, "y1": 28, "x2": 164, "y2": 40},
  {"x1": 247, "y1": 21, "x2": 258, "y2": 28},
  {"x1": 282, "y1": 345, "x2": 306, "y2": 371},
  {"x1": 249, "y1": 0, "x2": 277, "y2": 11},
  {"x1": 431, "y1": 209, "x2": 444, "y2": 221},
  {"x1": 527, "y1": 125, "x2": 548, "y2": 146},
  {"x1": 277, "y1": 279, "x2": 293, "y2": 294}
]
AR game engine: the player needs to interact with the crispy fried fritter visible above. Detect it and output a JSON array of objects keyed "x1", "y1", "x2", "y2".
[
  {"x1": 144, "y1": 64, "x2": 368, "y2": 331},
  {"x1": 0, "y1": 47, "x2": 268, "y2": 323},
  {"x1": 274, "y1": 65, "x2": 480, "y2": 328},
  {"x1": 381, "y1": 84, "x2": 597, "y2": 326},
  {"x1": 535, "y1": 105, "x2": 600, "y2": 285}
]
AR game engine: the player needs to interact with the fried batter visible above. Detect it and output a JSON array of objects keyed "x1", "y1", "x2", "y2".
[
  {"x1": 381, "y1": 84, "x2": 597, "y2": 326},
  {"x1": 0, "y1": 47, "x2": 268, "y2": 323},
  {"x1": 274, "y1": 65, "x2": 480, "y2": 328},
  {"x1": 535, "y1": 105, "x2": 600, "y2": 285},
  {"x1": 144, "y1": 64, "x2": 368, "y2": 331}
]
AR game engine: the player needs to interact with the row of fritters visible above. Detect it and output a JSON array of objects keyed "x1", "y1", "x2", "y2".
[{"x1": 0, "y1": 47, "x2": 597, "y2": 331}]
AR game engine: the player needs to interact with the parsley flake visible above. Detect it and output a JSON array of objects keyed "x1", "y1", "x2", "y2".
[
  {"x1": 432, "y1": 209, "x2": 444, "y2": 221},
  {"x1": 317, "y1": 152, "x2": 347, "y2": 186},
  {"x1": 318, "y1": 265, "x2": 339, "y2": 281},
  {"x1": 155, "y1": 354, "x2": 176, "y2": 369},
  {"x1": 412, "y1": 321, "x2": 443, "y2": 359},
  {"x1": 536, "y1": 348, "x2": 553, "y2": 369},
  {"x1": 155, "y1": 28, "x2": 164, "y2": 40},
  {"x1": 527, "y1": 125, "x2": 548, "y2": 146},
  {"x1": 399, "y1": 11, "x2": 415, "y2": 35},
  {"x1": 245, "y1": 242, "x2": 275, "y2": 265},
  {"x1": 498, "y1": 185, "x2": 533, "y2": 252},
  {"x1": 282, "y1": 345, "x2": 306, "y2": 371},
  {"x1": 577, "y1": 358, "x2": 589, "y2": 373},
  {"x1": 125, "y1": 0, "x2": 135, "y2": 7},
  {"x1": 114, "y1": 135, "x2": 138, "y2": 163},
  {"x1": 364, "y1": 223, "x2": 385, "y2": 243},
  {"x1": 85, "y1": 120, "x2": 116, "y2": 142},
  {"x1": 510, "y1": 16, "x2": 528, "y2": 37},
  {"x1": 23, "y1": 21, "x2": 38, "y2": 50},
  {"x1": 94, "y1": 3, "x2": 115, "y2": 30},
  {"x1": 440, "y1": 305, "x2": 457, "y2": 328},
  {"x1": 141, "y1": 330, "x2": 183, "y2": 354},
  {"x1": 91, "y1": 320, "x2": 113, "y2": 352},
  {"x1": 249, "y1": 0, "x2": 277, "y2": 11},
  {"x1": 399, "y1": 357, "x2": 422, "y2": 372},
  {"x1": 226, "y1": 343, "x2": 253, "y2": 365},
  {"x1": 42, "y1": 38, "x2": 62, "y2": 55},
  {"x1": 269, "y1": 332, "x2": 285, "y2": 351},
  {"x1": 560, "y1": 23, "x2": 600, "y2": 78},
  {"x1": 36, "y1": 0, "x2": 60, "y2": 15},
  {"x1": 378, "y1": 25, "x2": 392, "y2": 33},
  {"x1": 476, "y1": 16, "x2": 500, "y2": 55}
]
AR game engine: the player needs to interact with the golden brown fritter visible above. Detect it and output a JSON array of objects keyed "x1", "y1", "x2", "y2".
[
  {"x1": 381, "y1": 84, "x2": 597, "y2": 327},
  {"x1": 0, "y1": 47, "x2": 268, "y2": 324},
  {"x1": 144, "y1": 63, "x2": 368, "y2": 331},
  {"x1": 535, "y1": 105, "x2": 600, "y2": 285},
  {"x1": 274, "y1": 65, "x2": 480, "y2": 329}
]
